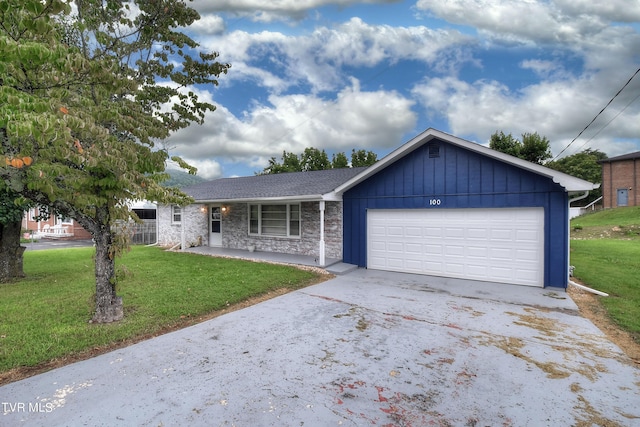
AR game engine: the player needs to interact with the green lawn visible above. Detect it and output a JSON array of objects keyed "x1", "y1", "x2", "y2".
[
  {"x1": 570, "y1": 209, "x2": 640, "y2": 344},
  {"x1": 572, "y1": 205, "x2": 640, "y2": 227},
  {"x1": 0, "y1": 246, "x2": 323, "y2": 376}
]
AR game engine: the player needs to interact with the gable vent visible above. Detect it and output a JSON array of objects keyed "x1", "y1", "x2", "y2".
[{"x1": 428, "y1": 143, "x2": 441, "y2": 158}]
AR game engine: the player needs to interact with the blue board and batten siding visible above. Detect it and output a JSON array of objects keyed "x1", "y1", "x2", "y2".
[{"x1": 342, "y1": 139, "x2": 570, "y2": 288}]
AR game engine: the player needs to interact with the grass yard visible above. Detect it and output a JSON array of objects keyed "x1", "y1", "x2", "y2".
[
  {"x1": 0, "y1": 246, "x2": 325, "y2": 382},
  {"x1": 570, "y1": 206, "x2": 640, "y2": 345},
  {"x1": 570, "y1": 240, "x2": 640, "y2": 343}
]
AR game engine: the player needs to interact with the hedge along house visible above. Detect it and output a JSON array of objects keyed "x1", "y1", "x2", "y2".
[
  {"x1": 157, "y1": 167, "x2": 367, "y2": 266},
  {"x1": 335, "y1": 128, "x2": 598, "y2": 288}
]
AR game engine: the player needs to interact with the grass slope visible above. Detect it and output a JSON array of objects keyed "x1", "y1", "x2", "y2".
[
  {"x1": 0, "y1": 246, "x2": 321, "y2": 375},
  {"x1": 572, "y1": 206, "x2": 640, "y2": 227},
  {"x1": 571, "y1": 207, "x2": 640, "y2": 343}
]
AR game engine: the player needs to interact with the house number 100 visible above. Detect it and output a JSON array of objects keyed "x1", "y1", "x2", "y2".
[{"x1": 429, "y1": 199, "x2": 442, "y2": 206}]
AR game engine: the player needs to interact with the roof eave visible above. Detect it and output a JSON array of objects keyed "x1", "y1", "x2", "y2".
[
  {"x1": 335, "y1": 128, "x2": 599, "y2": 194},
  {"x1": 193, "y1": 193, "x2": 340, "y2": 204}
]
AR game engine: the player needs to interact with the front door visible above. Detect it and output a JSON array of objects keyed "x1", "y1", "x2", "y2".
[
  {"x1": 210, "y1": 205, "x2": 222, "y2": 247},
  {"x1": 617, "y1": 189, "x2": 629, "y2": 207}
]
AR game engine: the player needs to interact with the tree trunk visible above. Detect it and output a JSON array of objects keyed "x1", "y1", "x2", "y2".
[
  {"x1": 0, "y1": 219, "x2": 26, "y2": 283},
  {"x1": 90, "y1": 226, "x2": 123, "y2": 323}
]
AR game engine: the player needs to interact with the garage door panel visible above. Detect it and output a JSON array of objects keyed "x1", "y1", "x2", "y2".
[
  {"x1": 467, "y1": 228, "x2": 488, "y2": 239},
  {"x1": 367, "y1": 208, "x2": 544, "y2": 287},
  {"x1": 516, "y1": 229, "x2": 538, "y2": 241},
  {"x1": 387, "y1": 242, "x2": 404, "y2": 253},
  {"x1": 424, "y1": 228, "x2": 443, "y2": 237},
  {"x1": 405, "y1": 243, "x2": 422, "y2": 254},
  {"x1": 490, "y1": 229, "x2": 514, "y2": 240},
  {"x1": 490, "y1": 247, "x2": 514, "y2": 260},
  {"x1": 467, "y1": 265, "x2": 488, "y2": 276},
  {"x1": 445, "y1": 228, "x2": 465, "y2": 239},
  {"x1": 467, "y1": 246, "x2": 488, "y2": 257},
  {"x1": 515, "y1": 249, "x2": 538, "y2": 261},
  {"x1": 387, "y1": 226, "x2": 404, "y2": 237},
  {"x1": 425, "y1": 244, "x2": 443, "y2": 255}
]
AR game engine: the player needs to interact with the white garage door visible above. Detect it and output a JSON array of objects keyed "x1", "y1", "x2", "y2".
[{"x1": 367, "y1": 208, "x2": 544, "y2": 287}]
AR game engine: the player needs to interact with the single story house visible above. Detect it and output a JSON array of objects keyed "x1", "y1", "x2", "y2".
[
  {"x1": 599, "y1": 151, "x2": 640, "y2": 208},
  {"x1": 158, "y1": 128, "x2": 597, "y2": 289},
  {"x1": 23, "y1": 207, "x2": 92, "y2": 240},
  {"x1": 157, "y1": 167, "x2": 368, "y2": 263}
]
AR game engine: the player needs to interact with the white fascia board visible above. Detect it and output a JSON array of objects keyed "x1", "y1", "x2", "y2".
[
  {"x1": 335, "y1": 128, "x2": 598, "y2": 194},
  {"x1": 322, "y1": 192, "x2": 343, "y2": 202},
  {"x1": 194, "y1": 194, "x2": 325, "y2": 204}
]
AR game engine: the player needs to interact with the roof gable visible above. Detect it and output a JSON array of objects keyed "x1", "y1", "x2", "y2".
[
  {"x1": 183, "y1": 167, "x2": 368, "y2": 202},
  {"x1": 335, "y1": 128, "x2": 598, "y2": 194}
]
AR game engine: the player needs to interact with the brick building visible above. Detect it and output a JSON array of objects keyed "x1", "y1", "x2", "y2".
[
  {"x1": 599, "y1": 151, "x2": 640, "y2": 208},
  {"x1": 22, "y1": 207, "x2": 92, "y2": 239}
]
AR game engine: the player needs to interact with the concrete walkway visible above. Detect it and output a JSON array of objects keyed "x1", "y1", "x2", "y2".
[
  {"x1": 1, "y1": 269, "x2": 638, "y2": 426},
  {"x1": 183, "y1": 245, "x2": 343, "y2": 270},
  {"x1": 23, "y1": 239, "x2": 94, "y2": 251}
]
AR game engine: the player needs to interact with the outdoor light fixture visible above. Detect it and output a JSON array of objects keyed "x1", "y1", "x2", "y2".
[{"x1": 221, "y1": 206, "x2": 228, "y2": 213}]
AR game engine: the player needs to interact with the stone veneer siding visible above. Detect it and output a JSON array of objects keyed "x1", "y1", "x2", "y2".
[
  {"x1": 222, "y1": 201, "x2": 343, "y2": 259},
  {"x1": 157, "y1": 204, "x2": 209, "y2": 248},
  {"x1": 158, "y1": 201, "x2": 344, "y2": 259}
]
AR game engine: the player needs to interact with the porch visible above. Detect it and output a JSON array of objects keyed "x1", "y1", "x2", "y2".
[{"x1": 182, "y1": 246, "x2": 357, "y2": 275}]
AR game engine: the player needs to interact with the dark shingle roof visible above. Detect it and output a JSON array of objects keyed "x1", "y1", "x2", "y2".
[
  {"x1": 599, "y1": 151, "x2": 640, "y2": 163},
  {"x1": 183, "y1": 167, "x2": 368, "y2": 201}
]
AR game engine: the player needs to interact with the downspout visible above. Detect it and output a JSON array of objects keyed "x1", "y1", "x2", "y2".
[
  {"x1": 318, "y1": 200, "x2": 326, "y2": 267},
  {"x1": 569, "y1": 191, "x2": 590, "y2": 205},
  {"x1": 566, "y1": 190, "x2": 608, "y2": 296},
  {"x1": 145, "y1": 204, "x2": 159, "y2": 247},
  {"x1": 567, "y1": 191, "x2": 590, "y2": 289},
  {"x1": 568, "y1": 280, "x2": 609, "y2": 296}
]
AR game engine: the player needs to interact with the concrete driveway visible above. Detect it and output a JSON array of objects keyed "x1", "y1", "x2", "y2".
[{"x1": 1, "y1": 269, "x2": 639, "y2": 426}]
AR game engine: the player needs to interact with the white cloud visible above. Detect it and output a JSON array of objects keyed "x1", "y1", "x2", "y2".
[
  {"x1": 198, "y1": 18, "x2": 473, "y2": 93},
  {"x1": 554, "y1": 0, "x2": 640, "y2": 23},
  {"x1": 414, "y1": 0, "x2": 640, "y2": 45},
  {"x1": 412, "y1": 72, "x2": 640, "y2": 158},
  {"x1": 173, "y1": 0, "x2": 640, "y2": 175},
  {"x1": 184, "y1": 158, "x2": 224, "y2": 179},
  {"x1": 191, "y1": 0, "x2": 401, "y2": 22},
  {"x1": 186, "y1": 14, "x2": 226, "y2": 35},
  {"x1": 167, "y1": 80, "x2": 416, "y2": 177},
  {"x1": 520, "y1": 59, "x2": 564, "y2": 79},
  {"x1": 409, "y1": 0, "x2": 640, "y2": 158}
]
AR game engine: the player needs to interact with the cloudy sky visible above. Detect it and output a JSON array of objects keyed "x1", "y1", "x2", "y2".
[{"x1": 165, "y1": 0, "x2": 640, "y2": 179}]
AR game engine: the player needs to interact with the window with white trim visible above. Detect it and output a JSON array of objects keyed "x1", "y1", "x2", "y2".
[
  {"x1": 248, "y1": 203, "x2": 301, "y2": 237},
  {"x1": 57, "y1": 215, "x2": 73, "y2": 225},
  {"x1": 172, "y1": 205, "x2": 182, "y2": 224}
]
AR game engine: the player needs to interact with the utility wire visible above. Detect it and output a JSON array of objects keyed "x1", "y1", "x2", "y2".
[
  {"x1": 572, "y1": 91, "x2": 640, "y2": 153},
  {"x1": 553, "y1": 67, "x2": 640, "y2": 160}
]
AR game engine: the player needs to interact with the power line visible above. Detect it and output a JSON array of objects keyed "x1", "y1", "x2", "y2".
[
  {"x1": 553, "y1": 67, "x2": 640, "y2": 160},
  {"x1": 572, "y1": 91, "x2": 640, "y2": 154}
]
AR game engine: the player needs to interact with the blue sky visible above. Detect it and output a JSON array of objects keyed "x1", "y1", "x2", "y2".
[{"x1": 164, "y1": 0, "x2": 640, "y2": 178}]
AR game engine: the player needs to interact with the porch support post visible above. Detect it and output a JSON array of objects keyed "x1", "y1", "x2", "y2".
[
  {"x1": 318, "y1": 200, "x2": 326, "y2": 267},
  {"x1": 180, "y1": 208, "x2": 186, "y2": 252}
]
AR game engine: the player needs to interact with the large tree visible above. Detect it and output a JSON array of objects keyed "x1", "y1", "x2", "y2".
[
  {"x1": 546, "y1": 148, "x2": 607, "y2": 204},
  {"x1": 0, "y1": 189, "x2": 29, "y2": 282},
  {"x1": 0, "y1": 0, "x2": 229, "y2": 322},
  {"x1": 351, "y1": 149, "x2": 378, "y2": 167},
  {"x1": 259, "y1": 147, "x2": 377, "y2": 174},
  {"x1": 489, "y1": 131, "x2": 551, "y2": 165}
]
